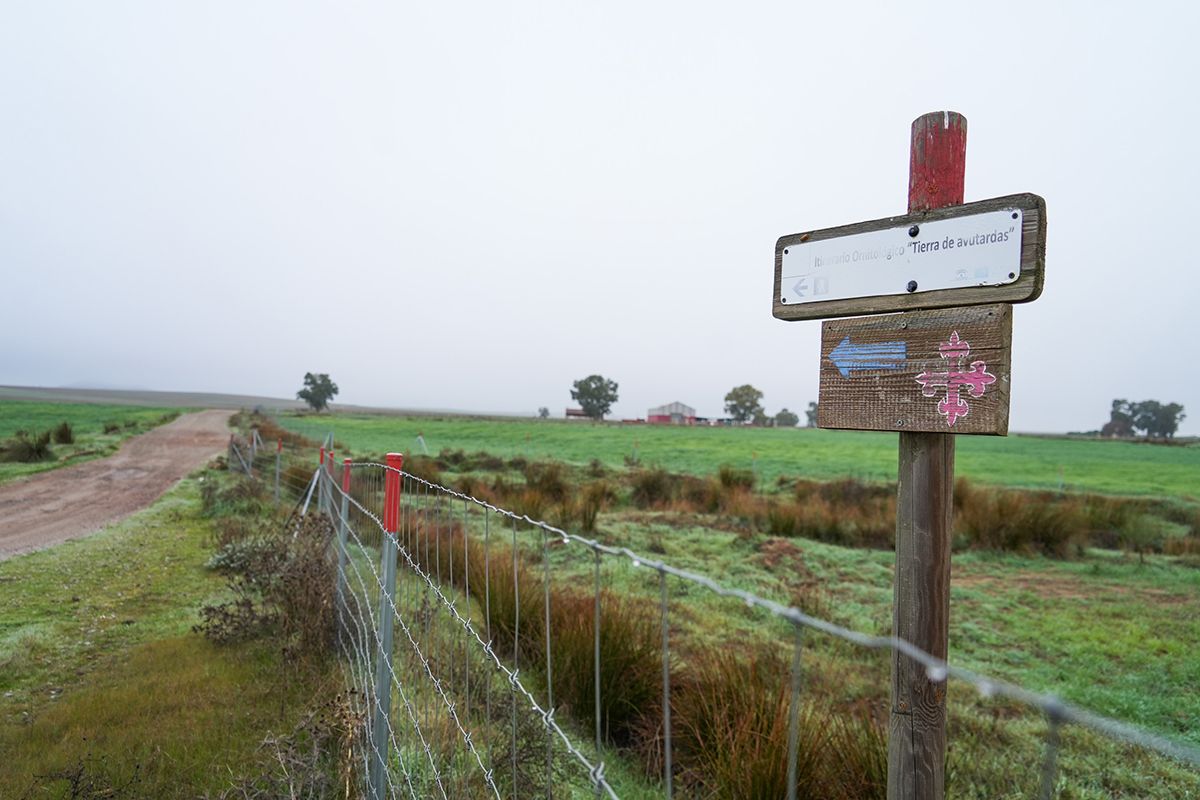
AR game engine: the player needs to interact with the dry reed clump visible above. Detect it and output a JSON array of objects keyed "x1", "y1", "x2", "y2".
[
  {"x1": 661, "y1": 648, "x2": 886, "y2": 800},
  {"x1": 52, "y1": 421, "x2": 74, "y2": 444},
  {"x1": 954, "y1": 479, "x2": 1086, "y2": 557},
  {"x1": 0, "y1": 430, "x2": 54, "y2": 463}
]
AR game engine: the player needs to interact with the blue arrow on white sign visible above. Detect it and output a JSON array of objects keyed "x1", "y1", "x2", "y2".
[{"x1": 829, "y1": 336, "x2": 907, "y2": 377}]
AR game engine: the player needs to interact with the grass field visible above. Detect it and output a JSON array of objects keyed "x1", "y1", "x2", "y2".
[
  {"x1": 0, "y1": 399, "x2": 181, "y2": 484},
  {"x1": 280, "y1": 413, "x2": 1200, "y2": 499},
  {"x1": 0, "y1": 475, "x2": 336, "y2": 798}
]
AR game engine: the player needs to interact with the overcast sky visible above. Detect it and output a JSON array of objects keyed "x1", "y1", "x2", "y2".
[{"x1": 3, "y1": 1, "x2": 1198, "y2": 433}]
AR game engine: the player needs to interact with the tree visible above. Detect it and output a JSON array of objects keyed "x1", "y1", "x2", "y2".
[
  {"x1": 1101, "y1": 399, "x2": 1185, "y2": 439},
  {"x1": 804, "y1": 401, "x2": 819, "y2": 428},
  {"x1": 571, "y1": 375, "x2": 619, "y2": 420},
  {"x1": 537, "y1": 407, "x2": 550, "y2": 419},
  {"x1": 297, "y1": 372, "x2": 338, "y2": 412},
  {"x1": 1101, "y1": 399, "x2": 1135, "y2": 438},
  {"x1": 775, "y1": 408, "x2": 800, "y2": 427},
  {"x1": 724, "y1": 385, "x2": 764, "y2": 424}
]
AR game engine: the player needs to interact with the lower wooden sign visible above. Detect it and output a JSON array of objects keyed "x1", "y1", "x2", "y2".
[{"x1": 817, "y1": 304, "x2": 1012, "y2": 435}]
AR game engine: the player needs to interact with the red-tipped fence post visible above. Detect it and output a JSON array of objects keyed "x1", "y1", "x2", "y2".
[
  {"x1": 335, "y1": 457, "x2": 353, "y2": 648},
  {"x1": 888, "y1": 111, "x2": 965, "y2": 800},
  {"x1": 370, "y1": 452, "x2": 403, "y2": 800}
]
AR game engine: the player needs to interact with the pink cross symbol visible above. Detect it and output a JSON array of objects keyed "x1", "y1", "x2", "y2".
[{"x1": 914, "y1": 331, "x2": 997, "y2": 427}]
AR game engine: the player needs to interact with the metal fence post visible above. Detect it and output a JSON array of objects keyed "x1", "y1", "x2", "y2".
[
  {"x1": 318, "y1": 447, "x2": 327, "y2": 514},
  {"x1": 337, "y1": 457, "x2": 352, "y2": 646},
  {"x1": 274, "y1": 439, "x2": 282, "y2": 503},
  {"x1": 369, "y1": 452, "x2": 403, "y2": 800},
  {"x1": 227, "y1": 434, "x2": 234, "y2": 472}
]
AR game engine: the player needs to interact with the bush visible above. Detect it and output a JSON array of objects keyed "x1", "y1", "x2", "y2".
[
  {"x1": 0, "y1": 431, "x2": 53, "y2": 463},
  {"x1": 103, "y1": 422, "x2": 121, "y2": 434},
  {"x1": 955, "y1": 480, "x2": 1085, "y2": 557},
  {"x1": 631, "y1": 468, "x2": 679, "y2": 508},
  {"x1": 52, "y1": 421, "x2": 74, "y2": 444},
  {"x1": 717, "y1": 464, "x2": 756, "y2": 491},
  {"x1": 524, "y1": 461, "x2": 570, "y2": 503},
  {"x1": 550, "y1": 591, "x2": 661, "y2": 747},
  {"x1": 579, "y1": 480, "x2": 616, "y2": 532},
  {"x1": 664, "y1": 648, "x2": 884, "y2": 799}
]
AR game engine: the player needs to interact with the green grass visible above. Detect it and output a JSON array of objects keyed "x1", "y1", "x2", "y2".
[
  {"x1": 279, "y1": 413, "x2": 1200, "y2": 499},
  {"x1": 0, "y1": 477, "x2": 336, "y2": 798},
  {"x1": 515, "y1": 509, "x2": 1200, "y2": 797},
  {"x1": 0, "y1": 399, "x2": 182, "y2": 484}
]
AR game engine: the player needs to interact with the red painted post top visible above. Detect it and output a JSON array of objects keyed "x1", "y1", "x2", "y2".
[
  {"x1": 383, "y1": 452, "x2": 404, "y2": 534},
  {"x1": 319, "y1": 446, "x2": 326, "y2": 465},
  {"x1": 277, "y1": 438, "x2": 283, "y2": 453},
  {"x1": 342, "y1": 457, "x2": 352, "y2": 492},
  {"x1": 909, "y1": 111, "x2": 967, "y2": 213}
]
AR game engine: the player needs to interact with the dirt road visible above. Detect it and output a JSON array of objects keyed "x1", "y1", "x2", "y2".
[{"x1": 0, "y1": 410, "x2": 232, "y2": 559}]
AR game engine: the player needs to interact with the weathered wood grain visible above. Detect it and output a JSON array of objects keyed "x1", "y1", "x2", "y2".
[
  {"x1": 772, "y1": 192, "x2": 1045, "y2": 321},
  {"x1": 886, "y1": 109, "x2": 968, "y2": 800},
  {"x1": 818, "y1": 304, "x2": 1012, "y2": 435},
  {"x1": 887, "y1": 431, "x2": 953, "y2": 800}
]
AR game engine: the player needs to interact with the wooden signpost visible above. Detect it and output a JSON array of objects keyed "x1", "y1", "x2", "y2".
[{"x1": 773, "y1": 111, "x2": 1045, "y2": 800}]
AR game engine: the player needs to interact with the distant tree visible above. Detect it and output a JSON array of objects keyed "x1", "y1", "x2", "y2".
[
  {"x1": 804, "y1": 401, "x2": 819, "y2": 428},
  {"x1": 752, "y1": 409, "x2": 771, "y2": 427},
  {"x1": 775, "y1": 408, "x2": 800, "y2": 427},
  {"x1": 537, "y1": 406, "x2": 550, "y2": 419},
  {"x1": 1101, "y1": 399, "x2": 1135, "y2": 438},
  {"x1": 724, "y1": 385, "x2": 764, "y2": 424},
  {"x1": 297, "y1": 372, "x2": 338, "y2": 412},
  {"x1": 571, "y1": 375, "x2": 619, "y2": 420},
  {"x1": 1102, "y1": 399, "x2": 1185, "y2": 439}
]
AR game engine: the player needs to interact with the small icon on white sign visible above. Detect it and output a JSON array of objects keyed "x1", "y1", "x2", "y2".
[
  {"x1": 814, "y1": 277, "x2": 830, "y2": 296},
  {"x1": 792, "y1": 277, "x2": 809, "y2": 298}
]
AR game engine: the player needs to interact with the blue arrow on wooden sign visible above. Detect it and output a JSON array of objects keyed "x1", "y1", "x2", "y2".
[{"x1": 829, "y1": 336, "x2": 907, "y2": 377}]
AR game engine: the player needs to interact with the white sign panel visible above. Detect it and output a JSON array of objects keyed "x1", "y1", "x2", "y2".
[{"x1": 779, "y1": 208, "x2": 1023, "y2": 306}]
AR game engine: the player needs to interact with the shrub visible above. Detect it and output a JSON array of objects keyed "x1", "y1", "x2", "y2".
[
  {"x1": 954, "y1": 479, "x2": 1085, "y2": 557},
  {"x1": 0, "y1": 431, "x2": 53, "y2": 463},
  {"x1": 52, "y1": 421, "x2": 74, "y2": 444},
  {"x1": 717, "y1": 464, "x2": 756, "y2": 491},
  {"x1": 579, "y1": 480, "x2": 616, "y2": 532},
  {"x1": 524, "y1": 461, "x2": 570, "y2": 503},
  {"x1": 631, "y1": 468, "x2": 679, "y2": 508},
  {"x1": 103, "y1": 422, "x2": 121, "y2": 434},
  {"x1": 550, "y1": 591, "x2": 661, "y2": 747}
]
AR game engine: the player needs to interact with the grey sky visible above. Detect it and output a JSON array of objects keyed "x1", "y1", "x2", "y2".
[{"x1": 3, "y1": 1, "x2": 1198, "y2": 433}]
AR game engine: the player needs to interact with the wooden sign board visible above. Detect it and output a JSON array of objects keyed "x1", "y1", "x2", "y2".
[
  {"x1": 817, "y1": 304, "x2": 1012, "y2": 435},
  {"x1": 773, "y1": 194, "x2": 1045, "y2": 322}
]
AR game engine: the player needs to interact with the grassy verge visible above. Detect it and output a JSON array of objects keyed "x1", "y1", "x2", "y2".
[
  {"x1": 277, "y1": 411, "x2": 1200, "y2": 498},
  {"x1": 0, "y1": 475, "x2": 339, "y2": 798},
  {"x1": 0, "y1": 400, "x2": 183, "y2": 485}
]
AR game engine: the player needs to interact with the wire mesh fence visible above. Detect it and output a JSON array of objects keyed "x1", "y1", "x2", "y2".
[{"x1": 224, "y1": 430, "x2": 1200, "y2": 798}]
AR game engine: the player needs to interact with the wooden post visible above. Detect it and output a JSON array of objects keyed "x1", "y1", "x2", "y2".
[{"x1": 888, "y1": 110, "x2": 965, "y2": 800}]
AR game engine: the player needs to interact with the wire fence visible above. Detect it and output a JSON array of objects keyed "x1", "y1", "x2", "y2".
[{"x1": 225, "y1": 431, "x2": 1200, "y2": 799}]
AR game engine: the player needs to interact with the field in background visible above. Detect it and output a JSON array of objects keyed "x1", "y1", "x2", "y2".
[
  {"x1": 0, "y1": 400, "x2": 180, "y2": 484},
  {"x1": 280, "y1": 413, "x2": 1200, "y2": 499}
]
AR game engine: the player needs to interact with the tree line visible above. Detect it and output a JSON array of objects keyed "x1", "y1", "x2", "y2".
[{"x1": 568, "y1": 374, "x2": 815, "y2": 426}]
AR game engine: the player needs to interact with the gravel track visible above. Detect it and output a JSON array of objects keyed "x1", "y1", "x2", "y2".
[{"x1": 0, "y1": 410, "x2": 231, "y2": 559}]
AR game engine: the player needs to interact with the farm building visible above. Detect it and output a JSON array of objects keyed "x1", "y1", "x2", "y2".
[{"x1": 648, "y1": 402, "x2": 696, "y2": 425}]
